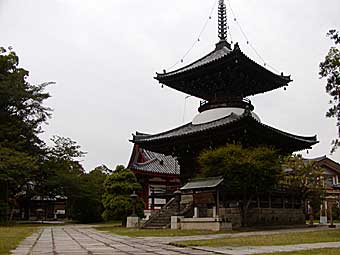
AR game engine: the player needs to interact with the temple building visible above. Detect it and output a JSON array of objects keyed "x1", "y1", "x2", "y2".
[
  {"x1": 127, "y1": 144, "x2": 180, "y2": 215},
  {"x1": 129, "y1": 0, "x2": 318, "y2": 228},
  {"x1": 131, "y1": 1, "x2": 318, "y2": 182},
  {"x1": 304, "y1": 156, "x2": 340, "y2": 224}
]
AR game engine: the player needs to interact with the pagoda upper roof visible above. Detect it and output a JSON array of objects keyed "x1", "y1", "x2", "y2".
[
  {"x1": 155, "y1": 42, "x2": 292, "y2": 101},
  {"x1": 131, "y1": 111, "x2": 318, "y2": 155}
]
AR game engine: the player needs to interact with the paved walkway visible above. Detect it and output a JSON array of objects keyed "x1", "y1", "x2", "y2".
[
  {"x1": 11, "y1": 225, "x2": 340, "y2": 255},
  {"x1": 11, "y1": 226, "x2": 217, "y2": 255}
]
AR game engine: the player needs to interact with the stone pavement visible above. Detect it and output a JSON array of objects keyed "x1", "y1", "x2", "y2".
[
  {"x1": 11, "y1": 226, "x2": 218, "y2": 255},
  {"x1": 10, "y1": 225, "x2": 340, "y2": 255}
]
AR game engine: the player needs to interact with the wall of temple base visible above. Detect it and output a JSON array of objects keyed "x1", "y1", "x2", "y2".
[
  {"x1": 218, "y1": 208, "x2": 242, "y2": 228},
  {"x1": 218, "y1": 208, "x2": 305, "y2": 228},
  {"x1": 177, "y1": 217, "x2": 232, "y2": 231},
  {"x1": 246, "y1": 208, "x2": 305, "y2": 226}
]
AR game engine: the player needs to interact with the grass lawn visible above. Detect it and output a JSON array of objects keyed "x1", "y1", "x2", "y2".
[
  {"x1": 95, "y1": 226, "x2": 234, "y2": 237},
  {"x1": 0, "y1": 225, "x2": 38, "y2": 255},
  {"x1": 175, "y1": 228, "x2": 340, "y2": 247},
  {"x1": 258, "y1": 248, "x2": 340, "y2": 255}
]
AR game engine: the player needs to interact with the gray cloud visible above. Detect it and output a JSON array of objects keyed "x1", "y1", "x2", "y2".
[{"x1": 1, "y1": 0, "x2": 340, "y2": 171}]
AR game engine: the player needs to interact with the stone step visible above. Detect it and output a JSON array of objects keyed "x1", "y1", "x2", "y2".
[
  {"x1": 144, "y1": 221, "x2": 170, "y2": 226},
  {"x1": 148, "y1": 218, "x2": 170, "y2": 223},
  {"x1": 143, "y1": 199, "x2": 192, "y2": 229}
]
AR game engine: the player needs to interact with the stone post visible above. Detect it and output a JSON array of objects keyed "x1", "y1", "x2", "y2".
[
  {"x1": 320, "y1": 201, "x2": 327, "y2": 224},
  {"x1": 194, "y1": 207, "x2": 199, "y2": 218},
  {"x1": 174, "y1": 190, "x2": 181, "y2": 215}
]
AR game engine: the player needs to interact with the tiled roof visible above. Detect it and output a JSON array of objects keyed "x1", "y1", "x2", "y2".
[
  {"x1": 132, "y1": 112, "x2": 317, "y2": 146},
  {"x1": 157, "y1": 45, "x2": 232, "y2": 78},
  {"x1": 155, "y1": 43, "x2": 292, "y2": 100},
  {"x1": 181, "y1": 176, "x2": 224, "y2": 191},
  {"x1": 305, "y1": 155, "x2": 327, "y2": 161},
  {"x1": 129, "y1": 147, "x2": 180, "y2": 176},
  {"x1": 133, "y1": 113, "x2": 241, "y2": 143},
  {"x1": 304, "y1": 156, "x2": 340, "y2": 174}
]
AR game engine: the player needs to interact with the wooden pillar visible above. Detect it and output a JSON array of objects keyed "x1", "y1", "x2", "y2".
[
  {"x1": 151, "y1": 187, "x2": 155, "y2": 210},
  {"x1": 216, "y1": 188, "x2": 220, "y2": 217},
  {"x1": 192, "y1": 190, "x2": 196, "y2": 218},
  {"x1": 268, "y1": 193, "x2": 272, "y2": 208}
]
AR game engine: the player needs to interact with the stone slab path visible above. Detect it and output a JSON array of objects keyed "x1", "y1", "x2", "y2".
[
  {"x1": 11, "y1": 226, "x2": 218, "y2": 255},
  {"x1": 11, "y1": 225, "x2": 340, "y2": 255}
]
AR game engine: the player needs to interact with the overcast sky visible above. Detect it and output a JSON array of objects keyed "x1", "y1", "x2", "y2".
[{"x1": 1, "y1": 0, "x2": 340, "y2": 171}]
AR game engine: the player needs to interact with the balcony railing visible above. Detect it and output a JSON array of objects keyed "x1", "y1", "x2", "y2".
[{"x1": 199, "y1": 98, "x2": 253, "y2": 112}]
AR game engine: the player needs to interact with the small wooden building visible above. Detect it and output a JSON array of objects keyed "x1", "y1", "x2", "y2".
[
  {"x1": 128, "y1": 144, "x2": 181, "y2": 214},
  {"x1": 305, "y1": 156, "x2": 340, "y2": 223},
  {"x1": 179, "y1": 177, "x2": 305, "y2": 228}
]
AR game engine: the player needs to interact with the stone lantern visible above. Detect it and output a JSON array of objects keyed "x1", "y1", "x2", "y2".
[
  {"x1": 130, "y1": 191, "x2": 137, "y2": 217},
  {"x1": 127, "y1": 191, "x2": 140, "y2": 228}
]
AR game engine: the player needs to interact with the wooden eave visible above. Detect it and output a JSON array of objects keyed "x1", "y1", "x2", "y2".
[
  {"x1": 155, "y1": 47, "x2": 291, "y2": 100},
  {"x1": 131, "y1": 114, "x2": 318, "y2": 155}
]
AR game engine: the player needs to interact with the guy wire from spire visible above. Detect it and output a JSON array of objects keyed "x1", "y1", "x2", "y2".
[
  {"x1": 226, "y1": 0, "x2": 280, "y2": 74},
  {"x1": 218, "y1": 0, "x2": 227, "y2": 41},
  {"x1": 166, "y1": 0, "x2": 218, "y2": 71}
]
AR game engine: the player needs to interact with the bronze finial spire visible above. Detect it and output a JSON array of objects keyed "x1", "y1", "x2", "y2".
[
  {"x1": 218, "y1": 0, "x2": 227, "y2": 41},
  {"x1": 216, "y1": 0, "x2": 230, "y2": 49}
]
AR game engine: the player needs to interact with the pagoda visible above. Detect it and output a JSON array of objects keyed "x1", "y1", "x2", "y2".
[{"x1": 131, "y1": 0, "x2": 318, "y2": 181}]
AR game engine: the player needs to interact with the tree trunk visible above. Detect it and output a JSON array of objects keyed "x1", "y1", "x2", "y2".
[
  {"x1": 9, "y1": 197, "x2": 18, "y2": 221},
  {"x1": 240, "y1": 194, "x2": 253, "y2": 227}
]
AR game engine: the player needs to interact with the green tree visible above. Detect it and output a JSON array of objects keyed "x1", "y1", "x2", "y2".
[
  {"x1": 42, "y1": 136, "x2": 87, "y2": 220},
  {"x1": 320, "y1": 29, "x2": 340, "y2": 153},
  {"x1": 282, "y1": 155, "x2": 324, "y2": 223},
  {"x1": 102, "y1": 165, "x2": 144, "y2": 224},
  {"x1": 71, "y1": 166, "x2": 109, "y2": 223},
  {"x1": 198, "y1": 144, "x2": 281, "y2": 226},
  {"x1": 0, "y1": 47, "x2": 52, "y2": 222}
]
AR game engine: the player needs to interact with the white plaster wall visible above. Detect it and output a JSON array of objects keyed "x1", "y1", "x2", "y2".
[{"x1": 192, "y1": 107, "x2": 261, "y2": 125}]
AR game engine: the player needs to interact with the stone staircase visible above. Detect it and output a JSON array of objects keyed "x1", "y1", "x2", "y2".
[{"x1": 142, "y1": 199, "x2": 192, "y2": 229}]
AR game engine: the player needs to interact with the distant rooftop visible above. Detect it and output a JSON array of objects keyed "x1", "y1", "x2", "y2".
[
  {"x1": 128, "y1": 145, "x2": 180, "y2": 176},
  {"x1": 181, "y1": 176, "x2": 224, "y2": 191}
]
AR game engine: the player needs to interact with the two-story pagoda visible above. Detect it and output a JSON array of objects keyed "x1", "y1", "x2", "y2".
[{"x1": 131, "y1": 0, "x2": 318, "y2": 181}]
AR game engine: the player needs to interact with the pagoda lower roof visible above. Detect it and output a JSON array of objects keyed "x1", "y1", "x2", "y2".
[
  {"x1": 131, "y1": 112, "x2": 318, "y2": 155},
  {"x1": 155, "y1": 43, "x2": 291, "y2": 101}
]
